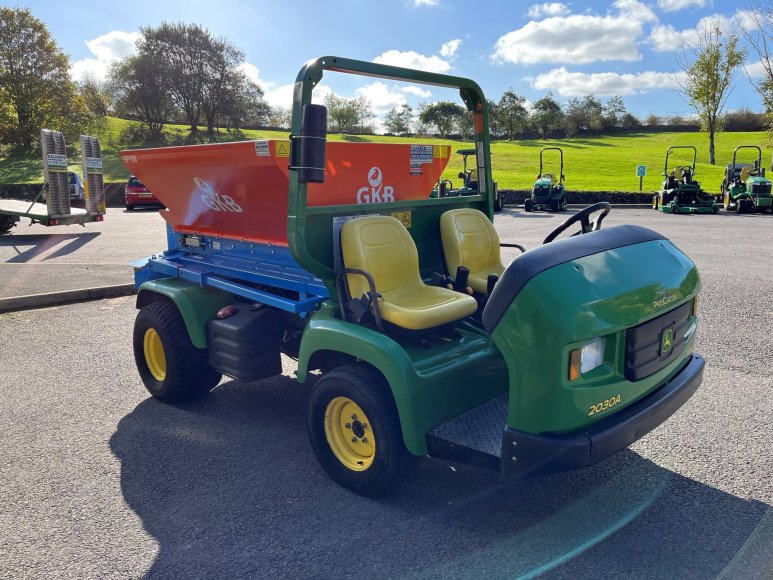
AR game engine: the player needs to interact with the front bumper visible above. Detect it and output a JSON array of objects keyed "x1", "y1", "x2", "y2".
[{"x1": 501, "y1": 353, "x2": 704, "y2": 478}]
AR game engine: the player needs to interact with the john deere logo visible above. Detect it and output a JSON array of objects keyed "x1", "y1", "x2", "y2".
[{"x1": 661, "y1": 328, "x2": 674, "y2": 355}]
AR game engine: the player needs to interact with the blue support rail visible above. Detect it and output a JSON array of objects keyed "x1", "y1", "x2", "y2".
[{"x1": 134, "y1": 227, "x2": 330, "y2": 316}]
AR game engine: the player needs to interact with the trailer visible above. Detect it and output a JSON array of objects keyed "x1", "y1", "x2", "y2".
[
  {"x1": 0, "y1": 130, "x2": 106, "y2": 234},
  {"x1": 125, "y1": 56, "x2": 704, "y2": 495}
]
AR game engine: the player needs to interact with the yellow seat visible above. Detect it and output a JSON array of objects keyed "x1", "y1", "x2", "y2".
[
  {"x1": 440, "y1": 208, "x2": 506, "y2": 294},
  {"x1": 542, "y1": 173, "x2": 557, "y2": 185},
  {"x1": 740, "y1": 166, "x2": 751, "y2": 183},
  {"x1": 341, "y1": 216, "x2": 478, "y2": 331}
]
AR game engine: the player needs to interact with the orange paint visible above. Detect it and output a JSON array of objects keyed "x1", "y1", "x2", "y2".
[{"x1": 121, "y1": 140, "x2": 450, "y2": 245}]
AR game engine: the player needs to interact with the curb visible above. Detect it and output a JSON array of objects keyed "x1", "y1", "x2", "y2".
[{"x1": 0, "y1": 283, "x2": 136, "y2": 314}]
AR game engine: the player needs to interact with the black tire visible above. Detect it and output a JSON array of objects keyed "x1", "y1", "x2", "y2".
[
  {"x1": 0, "y1": 216, "x2": 16, "y2": 233},
  {"x1": 133, "y1": 298, "x2": 221, "y2": 403},
  {"x1": 307, "y1": 363, "x2": 414, "y2": 495},
  {"x1": 671, "y1": 204, "x2": 678, "y2": 214},
  {"x1": 126, "y1": 204, "x2": 134, "y2": 211},
  {"x1": 524, "y1": 199, "x2": 533, "y2": 212},
  {"x1": 735, "y1": 199, "x2": 743, "y2": 213}
]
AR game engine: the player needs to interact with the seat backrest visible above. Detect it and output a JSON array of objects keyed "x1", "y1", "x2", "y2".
[
  {"x1": 740, "y1": 166, "x2": 751, "y2": 183},
  {"x1": 440, "y1": 208, "x2": 504, "y2": 291},
  {"x1": 542, "y1": 173, "x2": 556, "y2": 185},
  {"x1": 673, "y1": 167, "x2": 683, "y2": 182},
  {"x1": 341, "y1": 215, "x2": 423, "y2": 300}
]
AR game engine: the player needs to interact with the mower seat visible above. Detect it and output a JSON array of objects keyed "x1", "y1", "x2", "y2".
[
  {"x1": 543, "y1": 173, "x2": 557, "y2": 185},
  {"x1": 440, "y1": 208, "x2": 506, "y2": 294},
  {"x1": 740, "y1": 166, "x2": 751, "y2": 183},
  {"x1": 341, "y1": 216, "x2": 477, "y2": 331}
]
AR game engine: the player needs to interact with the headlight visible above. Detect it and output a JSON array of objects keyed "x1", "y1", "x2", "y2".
[{"x1": 568, "y1": 337, "x2": 606, "y2": 381}]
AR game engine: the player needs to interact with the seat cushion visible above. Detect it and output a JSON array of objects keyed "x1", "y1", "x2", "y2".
[
  {"x1": 342, "y1": 216, "x2": 477, "y2": 330},
  {"x1": 440, "y1": 208, "x2": 505, "y2": 293}
]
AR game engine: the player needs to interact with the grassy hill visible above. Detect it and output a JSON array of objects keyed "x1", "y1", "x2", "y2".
[{"x1": 1, "y1": 116, "x2": 770, "y2": 194}]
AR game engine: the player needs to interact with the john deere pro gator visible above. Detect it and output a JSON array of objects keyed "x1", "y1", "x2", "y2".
[
  {"x1": 720, "y1": 145, "x2": 772, "y2": 213},
  {"x1": 653, "y1": 146, "x2": 717, "y2": 214},
  {"x1": 524, "y1": 147, "x2": 566, "y2": 212},
  {"x1": 125, "y1": 56, "x2": 704, "y2": 496}
]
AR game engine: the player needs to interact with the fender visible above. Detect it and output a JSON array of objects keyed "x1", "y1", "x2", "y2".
[{"x1": 136, "y1": 278, "x2": 234, "y2": 348}]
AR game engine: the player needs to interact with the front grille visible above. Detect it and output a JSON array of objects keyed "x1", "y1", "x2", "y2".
[
  {"x1": 755, "y1": 196, "x2": 772, "y2": 206},
  {"x1": 750, "y1": 182, "x2": 772, "y2": 194},
  {"x1": 625, "y1": 302, "x2": 691, "y2": 381}
]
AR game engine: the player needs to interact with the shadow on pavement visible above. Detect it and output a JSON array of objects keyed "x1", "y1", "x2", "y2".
[
  {"x1": 110, "y1": 376, "x2": 771, "y2": 579},
  {"x1": 1, "y1": 232, "x2": 101, "y2": 263}
]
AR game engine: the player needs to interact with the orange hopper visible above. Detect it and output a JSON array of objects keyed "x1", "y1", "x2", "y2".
[{"x1": 121, "y1": 140, "x2": 451, "y2": 245}]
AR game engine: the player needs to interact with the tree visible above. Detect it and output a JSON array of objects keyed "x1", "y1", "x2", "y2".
[
  {"x1": 603, "y1": 95, "x2": 627, "y2": 130},
  {"x1": 742, "y1": 2, "x2": 773, "y2": 120},
  {"x1": 78, "y1": 73, "x2": 112, "y2": 116},
  {"x1": 324, "y1": 94, "x2": 373, "y2": 134},
  {"x1": 563, "y1": 97, "x2": 584, "y2": 138},
  {"x1": 676, "y1": 22, "x2": 747, "y2": 164},
  {"x1": 383, "y1": 104, "x2": 413, "y2": 135},
  {"x1": 486, "y1": 99, "x2": 502, "y2": 138},
  {"x1": 530, "y1": 93, "x2": 563, "y2": 139},
  {"x1": 419, "y1": 101, "x2": 466, "y2": 138},
  {"x1": 497, "y1": 89, "x2": 528, "y2": 140},
  {"x1": 110, "y1": 51, "x2": 176, "y2": 141},
  {"x1": 0, "y1": 7, "x2": 92, "y2": 149}
]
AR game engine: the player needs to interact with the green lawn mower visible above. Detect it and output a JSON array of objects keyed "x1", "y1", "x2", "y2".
[
  {"x1": 652, "y1": 146, "x2": 717, "y2": 214},
  {"x1": 435, "y1": 149, "x2": 506, "y2": 212},
  {"x1": 524, "y1": 147, "x2": 566, "y2": 212},
  {"x1": 719, "y1": 145, "x2": 772, "y2": 213}
]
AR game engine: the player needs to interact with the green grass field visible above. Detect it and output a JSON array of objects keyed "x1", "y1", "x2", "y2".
[{"x1": 1, "y1": 116, "x2": 770, "y2": 194}]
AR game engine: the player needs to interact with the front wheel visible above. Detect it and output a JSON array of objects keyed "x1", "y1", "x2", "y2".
[
  {"x1": 133, "y1": 299, "x2": 222, "y2": 403},
  {"x1": 524, "y1": 198, "x2": 533, "y2": 212},
  {"x1": 307, "y1": 364, "x2": 414, "y2": 495}
]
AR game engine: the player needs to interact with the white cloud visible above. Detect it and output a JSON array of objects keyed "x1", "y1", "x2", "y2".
[
  {"x1": 440, "y1": 39, "x2": 462, "y2": 59},
  {"x1": 527, "y1": 3, "x2": 570, "y2": 18},
  {"x1": 355, "y1": 82, "x2": 408, "y2": 113},
  {"x1": 69, "y1": 31, "x2": 140, "y2": 81},
  {"x1": 412, "y1": 0, "x2": 439, "y2": 5},
  {"x1": 402, "y1": 85, "x2": 432, "y2": 98},
  {"x1": 649, "y1": 12, "x2": 747, "y2": 52},
  {"x1": 238, "y1": 63, "x2": 263, "y2": 86},
  {"x1": 657, "y1": 0, "x2": 710, "y2": 12},
  {"x1": 527, "y1": 67, "x2": 686, "y2": 96},
  {"x1": 373, "y1": 49, "x2": 452, "y2": 73},
  {"x1": 493, "y1": 1, "x2": 657, "y2": 65},
  {"x1": 746, "y1": 61, "x2": 767, "y2": 78},
  {"x1": 264, "y1": 83, "x2": 333, "y2": 109}
]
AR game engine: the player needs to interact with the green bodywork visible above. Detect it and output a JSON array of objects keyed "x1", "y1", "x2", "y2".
[
  {"x1": 721, "y1": 146, "x2": 773, "y2": 213},
  {"x1": 136, "y1": 278, "x2": 234, "y2": 348},
  {"x1": 490, "y1": 240, "x2": 699, "y2": 433},
  {"x1": 654, "y1": 146, "x2": 717, "y2": 214}
]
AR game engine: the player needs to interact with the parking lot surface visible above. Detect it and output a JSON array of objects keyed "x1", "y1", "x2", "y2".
[{"x1": 1, "y1": 208, "x2": 771, "y2": 579}]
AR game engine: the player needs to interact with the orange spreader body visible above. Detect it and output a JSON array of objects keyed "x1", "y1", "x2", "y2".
[{"x1": 120, "y1": 140, "x2": 450, "y2": 245}]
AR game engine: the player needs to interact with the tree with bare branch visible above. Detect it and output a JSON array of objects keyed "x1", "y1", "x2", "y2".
[
  {"x1": 742, "y1": 2, "x2": 773, "y2": 118},
  {"x1": 675, "y1": 22, "x2": 747, "y2": 164}
]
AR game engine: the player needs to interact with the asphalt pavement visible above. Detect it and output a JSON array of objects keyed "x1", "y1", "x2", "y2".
[{"x1": 0, "y1": 207, "x2": 771, "y2": 579}]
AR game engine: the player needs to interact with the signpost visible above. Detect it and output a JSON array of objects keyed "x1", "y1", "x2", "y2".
[{"x1": 636, "y1": 164, "x2": 647, "y2": 191}]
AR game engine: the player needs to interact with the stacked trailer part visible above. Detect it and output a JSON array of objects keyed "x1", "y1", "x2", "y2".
[{"x1": 0, "y1": 130, "x2": 106, "y2": 234}]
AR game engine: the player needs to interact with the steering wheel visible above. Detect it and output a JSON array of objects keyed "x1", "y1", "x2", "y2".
[
  {"x1": 438, "y1": 179, "x2": 454, "y2": 197},
  {"x1": 543, "y1": 202, "x2": 611, "y2": 244}
]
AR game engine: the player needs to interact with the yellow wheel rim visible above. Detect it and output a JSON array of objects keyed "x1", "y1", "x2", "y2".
[
  {"x1": 324, "y1": 397, "x2": 375, "y2": 471},
  {"x1": 143, "y1": 328, "x2": 166, "y2": 381}
]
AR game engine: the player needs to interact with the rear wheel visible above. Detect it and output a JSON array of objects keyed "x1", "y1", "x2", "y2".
[
  {"x1": 133, "y1": 298, "x2": 221, "y2": 403},
  {"x1": 652, "y1": 195, "x2": 659, "y2": 210},
  {"x1": 0, "y1": 215, "x2": 16, "y2": 234},
  {"x1": 307, "y1": 364, "x2": 414, "y2": 495}
]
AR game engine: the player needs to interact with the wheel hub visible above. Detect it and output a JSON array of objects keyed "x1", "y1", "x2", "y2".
[{"x1": 324, "y1": 397, "x2": 375, "y2": 471}]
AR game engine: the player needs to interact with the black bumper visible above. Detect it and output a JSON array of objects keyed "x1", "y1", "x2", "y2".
[{"x1": 501, "y1": 354, "x2": 705, "y2": 479}]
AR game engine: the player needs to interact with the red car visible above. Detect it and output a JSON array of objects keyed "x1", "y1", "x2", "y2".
[{"x1": 125, "y1": 176, "x2": 164, "y2": 210}]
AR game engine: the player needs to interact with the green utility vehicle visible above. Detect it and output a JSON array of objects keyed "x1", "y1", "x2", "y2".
[
  {"x1": 127, "y1": 57, "x2": 704, "y2": 496},
  {"x1": 719, "y1": 146, "x2": 772, "y2": 213},
  {"x1": 653, "y1": 146, "x2": 717, "y2": 214},
  {"x1": 435, "y1": 149, "x2": 506, "y2": 212},
  {"x1": 524, "y1": 147, "x2": 566, "y2": 212}
]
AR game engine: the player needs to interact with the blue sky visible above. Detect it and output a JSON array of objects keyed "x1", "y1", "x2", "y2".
[{"x1": 22, "y1": 0, "x2": 765, "y2": 125}]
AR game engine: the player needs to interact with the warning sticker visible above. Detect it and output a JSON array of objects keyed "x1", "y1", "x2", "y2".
[
  {"x1": 255, "y1": 140, "x2": 270, "y2": 157},
  {"x1": 275, "y1": 141, "x2": 290, "y2": 157},
  {"x1": 410, "y1": 145, "x2": 433, "y2": 165},
  {"x1": 409, "y1": 163, "x2": 422, "y2": 176},
  {"x1": 433, "y1": 145, "x2": 447, "y2": 159},
  {"x1": 85, "y1": 156, "x2": 103, "y2": 171}
]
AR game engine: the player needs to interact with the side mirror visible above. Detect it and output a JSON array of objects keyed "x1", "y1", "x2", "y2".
[{"x1": 293, "y1": 104, "x2": 327, "y2": 183}]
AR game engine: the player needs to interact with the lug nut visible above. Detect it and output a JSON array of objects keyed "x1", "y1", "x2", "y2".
[
  {"x1": 351, "y1": 437, "x2": 357, "y2": 443},
  {"x1": 351, "y1": 414, "x2": 357, "y2": 420},
  {"x1": 345, "y1": 423, "x2": 351, "y2": 429},
  {"x1": 362, "y1": 437, "x2": 368, "y2": 443}
]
